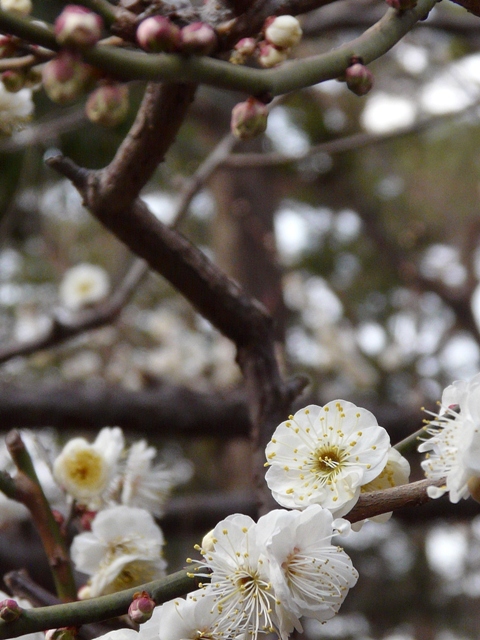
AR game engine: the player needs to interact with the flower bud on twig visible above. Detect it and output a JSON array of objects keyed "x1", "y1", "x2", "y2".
[
  {"x1": 42, "y1": 51, "x2": 94, "y2": 104},
  {"x1": 136, "y1": 16, "x2": 181, "y2": 53},
  {"x1": 0, "y1": 599, "x2": 22, "y2": 622},
  {"x1": 231, "y1": 97, "x2": 268, "y2": 140},
  {"x1": 345, "y1": 62, "x2": 374, "y2": 96},
  {"x1": 85, "y1": 83, "x2": 129, "y2": 127},
  {"x1": 55, "y1": 5, "x2": 103, "y2": 49},
  {"x1": 264, "y1": 15, "x2": 302, "y2": 50},
  {"x1": 257, "y1": 41, "x2": 287, "y2": 68},
  {"x1": 180, "y1": 22, "x2": 217, "y2": 55},
  {"x1": 2, "y1": 70, "x2": 25, "y2": 92},
  {"x1": 128, "y1": 591, "x2": 156, "y2": 624}
]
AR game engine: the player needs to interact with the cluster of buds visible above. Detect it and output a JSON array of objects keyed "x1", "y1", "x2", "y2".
[
  {"x1": 230, "y1": 96, "x2": 269, "y2": 140},
  {"x1": 136, "y1": 16, "x2": 217, "y2": 55},
  {"x1": 344, "y1": 58, "x2": 374, "y2": 96},
  {"x1": 0, "y1": 599, "x2": 22, "y2": 623},
  {"x1": 230, "y1": 15, "x2": 302, "y2": 69},
  {"x1": 54, "y1": 5, "x2": 103, "y2": 49}
]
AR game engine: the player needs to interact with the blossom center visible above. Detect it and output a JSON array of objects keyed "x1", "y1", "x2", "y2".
[
  {"x1": 313, "y1": 445, "x2": 345, "y2": 477},
  {"x1": 65, "y1": 449, "x2": 104, "y2": 489}
]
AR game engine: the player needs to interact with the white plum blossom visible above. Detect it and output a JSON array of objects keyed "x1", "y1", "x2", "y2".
[
  {"x1": 156, "y1": 592, "x2": 220, "y2": 640},
  {"x1": 257, "y1": 505, "x2": 358, "y2": 632},
  {"x1": 0, "y1": 86, "x2": 33, "y2": 134},
  {"x1": 59, "y1": 263, "x2": 110, "y2": 311},
  {"x1": 419, "y1": 373, "x2": 480, "y2": 502},
  {"x1": 120, "y1": 441, "x2": 193, "y2": 517},
  {"x1": 199, "y1": 513, "x2": 282, "y2": 639},
  {"x1": 53, "y1": 427, "x2": 124, "y2": 506},
  {"x1": 71, "y1": 505, "x2": 167, "y2": 596},
  {"x1": 265, "y1": 401, "x2": 390, "y2": 516}
]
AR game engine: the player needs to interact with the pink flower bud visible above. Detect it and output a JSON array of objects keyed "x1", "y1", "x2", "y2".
[
  {"x1": 55, "y1": 5, "x2": 103, "y2": 48},
  {"x1": 179, "y1": 22, "x2": 217, "y2": 55},
  {"x1": 0, "y1": 599, "x2": 22, "y2": 622},
  {"x1": 85, "y1": 83, "x2": 129, "y2": 127},
  {"x1": 42, "y1": 51, "x2": 94, "y2": 104},
  {"x1": 0, "y1": 35, "x2": 17, "y2": 58},
  {"x1": 136, "y1": 16, "x2": 181, "y2": 53},
  {"x1": 128, "y1": 591, "x2": 156, "y2": 624},
  {"x1": 345, "y1": 62, "x2": 374, "y2": 96},
  {"x1": 2, "y1": 70, "x2": 25, "y2": 92},
  {"x1": 257, "y1": 40, "x2": 287, "y2": 68},
  {"x1": 385, "y1": 0, "x2": 417, "y2": 8},
  {"x1": 45, "y1": 628, "x2": 77, "y2": 640},
  {"x1": 231, "y1": 97, "x2": 268, "y2": 141},
  {"x1": 264, "y1": 15, "x2": 302, "y2": 50}
]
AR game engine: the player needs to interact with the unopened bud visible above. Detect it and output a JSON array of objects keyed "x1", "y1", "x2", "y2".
[
  {"x1": 201, "y1": 529, "x2": 215, "y2": 553},
  {"x1": 385, "y1": 0, "x2": 417, "y2": 8},
  {"x1": 0, "y1": 35, "x2": 17, "y2": 58},
  {"x1": 231, "y1": 97, "x2": 268, "y2": 140},
  {"x1": 2, "y1": 70, "x2": 25, "y2": 92},
  {"x1": 136, "y1": 16, "x2": 181, "y2": 53},
  {"x1": 0, "y1": 599, "x2": 22, "y2": 622},
  {"x1": 180, "y1": 22, "x2": 217, "y2": 55},
  {"x1": 85, "y1": 83, "x2": 129, "y2": 127},
  {"x1": 77, "y1": 585, "x2": 91, "y2": 600},
  {"x1": 42, "y1": 51, "x2": 94, "y2": 104},
  {"x1": 257, "y1": 41, "x2": 287, "y2": 68},
  {"x1": 55, "y1": 5, "x2": 103, "y2": 48},
  {"x1": 264, "y1": 15, "x2": 302, "y2": 50},
  {"x1": 45, "y1": 628, "x2": 77, "y2": 640},
  {"x1": 345, "y1": 62, "x2": 374, "y2": 96},
  {"x1": 128, "y1": 591, "x2": 156, "y2": 624},
  {"x1": 0, "y1": 0, "x2": 31, "y2": 16},
  {"x1": 230, "y1": 37, "x2": 256, "y2": 64},
  {"x1": 79, "y1": 509, "x2": 95, "y2": 531}
]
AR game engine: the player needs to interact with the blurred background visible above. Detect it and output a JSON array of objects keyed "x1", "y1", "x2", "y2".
[{"x1": 2, "y1": 0, "x2": 480, "y2": 638}]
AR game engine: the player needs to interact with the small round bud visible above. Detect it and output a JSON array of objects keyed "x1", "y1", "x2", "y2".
[
  {"x1": 385, "y1": 0, "x2": 417, "y2": 8},
  {"x1": 257, "y1": 41, "x2": 287, "y2": 68},
  {"x1": 42, "y1": 51, "x2": 94, "y2": 104},
  {"x1": 231, "y1": 97, "x2": 268, "y2": 141},
  {"x1": 2, "y1": 70, "x2": 25, "y2": 93},
  {"x1": 201, "y1": 529, "x2": 215, "y2": 553},
  {"x1": 0, "y1": 35, "x2": 17, "y2": 58},
  {"x1": 128, "y1": 592, "x2": 156, "y2": 624},
  {"x1": 136, "y1": 16, "x2": 181, "y2": 53},
  {"x1": 230, "y1": 37, "x2": 256, "y2": 64},
  {"x1": 45, "y1": 628, "x2": 77, "y2": 640},
  {"x1": 344, "y1": 62, "x2": 374, "y2": 96},
  {"x1": 85, "y1": 83, "x2": 129, "y2": 127},
  {"x1": 264, "y1": 15, "x2": 302, "y2": 50},
  {"x1": 0, "y1": 599, "x2": 22, "y2": 622},
  {"x1": 55, "y1": 5, "x2": 103, "y2": 48},
  {"x1": 77, "y1": 585, "x2": 91, "y2": 600},
  {"x1": 180, "y1": 22, "x2": 217, "y2": 55},
  {"x1": 0, "y1": 0, "x2": 31, "y2": 16}
]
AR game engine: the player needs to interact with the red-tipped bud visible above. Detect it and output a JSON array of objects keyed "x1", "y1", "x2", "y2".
[
  {"x1": 128, "y1": 591, "x2": 156, "y2": 624},
  {"x1": 345, "y1": 62, "x2": 374, "y2": 96},
  {"x1": 264, "y1": 15, "x2": 302, "y2": 50},
  {"x1": 0, "y1": 599, "x2": 22, "y2": 622},
  {"x1": 257, "y1": 40, "x2": 287, "y2": 68},
  {"x1": 231, "y1": 97, "x2": 268, "y2": 140},
  {"x1": 230, "y1": 37, "x2": 256, "y2": 64},
  {"x1": 79, "y1": 509, "x2": 96, "y2": 530},
  {"x1": 55, "y1": 5, "x2": 103, "y2": 48},
  {"x1": 385, "y1": 0, "x2": 417, "y2": 8},
  {"x1": 45, "y1": 628, "x2": 77, "y2": 640},
  {"x1": 136, "y1": 16, "x2": 181, "y2": 53},
  {"x1": 179, "y1": 22, "x2": 217, "y2": 55},
  {"x1": 2, "y1": 70, "x2": 25, "y2": 92},
  {"x1": 42, "y1": 51, "x2": 94, "y2": 104},
  {"x1": 0, "y1": 35, "x2": 17, "y2": 58},
  {"x1": 85, "y1": 83, "x2": 129, "y2": 127}
]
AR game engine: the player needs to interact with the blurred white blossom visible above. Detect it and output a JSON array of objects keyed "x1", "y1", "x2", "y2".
[
  {"x1": 71, "y1": 505, "x2": 167, "y2": 596},
  {"x1": 59, "y1": 263, "x2": 110, "y2": 311},
  {"x1": 0, "y1": 86, "x2": 33, "y2": 134}
]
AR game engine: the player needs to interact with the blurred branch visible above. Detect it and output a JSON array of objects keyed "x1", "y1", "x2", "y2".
[
  {"x1": 3, "y1": 431, "x2": 77, "y2": 602},
  {"x1": 0, "y1": 570, "x2": 201, "y2": 640},
  {"x1": 0, "y1": 0, "x2": 437, "y2": 95},
  {"x1": 0, "y1": 259, "x2": 148, "y2": 365}
]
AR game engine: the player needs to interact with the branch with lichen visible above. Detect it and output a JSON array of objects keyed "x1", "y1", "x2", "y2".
[
  {"x1": 0, "y1": 432, "x2": 77, "y2": 603},
  {"x1": 0, "y1": 0, "x2": 437, "y2": 96}
]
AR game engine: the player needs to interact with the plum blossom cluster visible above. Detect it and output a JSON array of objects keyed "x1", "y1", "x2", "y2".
[{"x1": 418, "y1": 372, "x2": 480, "y2": 503}]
